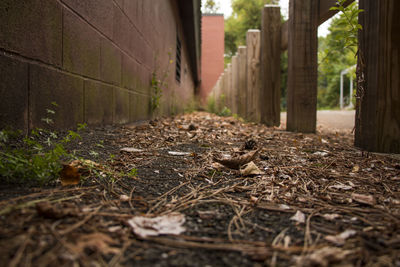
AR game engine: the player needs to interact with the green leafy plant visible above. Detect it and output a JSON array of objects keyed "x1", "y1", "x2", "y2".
[
  {"x1": 151, "y1": 71, "x2": 164, "y2": 112},
  {"x1": 206, "y1": 97, "x2": 217, "y2": 114},
  {"x1": 0, "y1": 103, "x2": 86, "y2": 185},
  {"x1": 329, "y1": 0, "x2": 363, "y2": 49},
  {"x1": 317, "y1": 2, "x2": 363, "y2": 108},
  {"x1": 0, "y1": 127, "x2": 83, "y2": 185},
  {"x1": 218, "y1": 107, "x2": 232, "y2": 117},
  {"x1": 89, "y1": 150, "x2": 99, "y2": 158},
  {"x1": 151, "y1": 52, "x2": 173, "y2": 113},
  {"x1": 203, "y1": 0, "x2": 220, "y2": 14},
  {"x1": 128, "y1": 168, "x2": 138, "y2": 178}
]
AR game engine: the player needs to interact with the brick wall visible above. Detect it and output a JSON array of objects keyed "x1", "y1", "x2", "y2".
[
  {"x1": 0, "y1": 0, "x2": 197, "y2": 132},
  {"x1": 200, "y1": 14, "x2": 224, "y2": 102}
]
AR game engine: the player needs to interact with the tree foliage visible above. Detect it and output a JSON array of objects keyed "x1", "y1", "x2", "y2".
[
  {"x1": 224, "y1": 0, "x2": 279, "y2": 57},
  {"x1": 318, "y1": 2, "x2": 360, "y2": 108},
  {"x1": 202, "y1": 0, "x2": 220, "y2": 14}
]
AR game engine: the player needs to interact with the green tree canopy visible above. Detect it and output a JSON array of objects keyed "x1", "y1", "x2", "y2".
[
  {"x1": 317, "y1": 2, "x2": 359, "y2": 109},
  {"x1": 224, "y1": 0, "x2": 279, "y2": 57},
  {"x1": 202, "y1": 0, "x2": 220, "y2": 14}
]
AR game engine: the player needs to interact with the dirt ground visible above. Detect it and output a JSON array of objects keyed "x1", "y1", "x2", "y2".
[
  {"x1": 0, "y1": 112, "x2": 399, "y2": 267},
  {"x1": 281, "y1": 110, "x2": 356, "y2": 131}
]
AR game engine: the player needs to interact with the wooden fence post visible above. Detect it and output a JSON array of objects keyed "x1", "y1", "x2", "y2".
[
  {"x1": 227, "y1": 63, "x2": 232, "y2": 111},
  {"x1": 246, "y1": 30, "x2": 261, "y2": 122},
  {"x1": 261, "y1": 5, "x2": 281, "y2": 126},
  {"x1": 231, "y1": 54, "x2": 239, "y2": 114},
  {"x1": 218, "y1": 72, "x2": 225, "y2": 111},
  {"x1": 238, "y1": 46, "x2": 247, "y2": 118},
  {"x1": 213, "y1": 77, "x2": 221, "y2": 103},
  {"x1": 286, "y1": 0, "x2": 318, "y2": 133},
  {"x1": 355, "y1": 0, "x2": 400, "y2": 153}
]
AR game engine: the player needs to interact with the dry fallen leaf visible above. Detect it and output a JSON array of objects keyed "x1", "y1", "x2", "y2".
[
  {"x1": 352, "y1": 165, "x2": 360, "y2": 172},
  {"x1": 295, "y1": 247, "x2": 353, "y2": 267},
  {"x1": 213, "y1": 149, "x2": 259, "y2": 169},
  {"x1": 325, "y1": 229, "x2": 356, "y2": 245},
  {"x1": 313, "y1": 151, "x2": 329, "y2": 157},
  {"x1": 108, "y1": 226, "x2": 122, "y2": 233},
  {"x1": 168, "y1": 151, "x2": 191, "y2": 156},
  {"x1": 279, "y1": 204, "x2": 291, "y2": 210},
  {"x1": 36, "y1": 201, "x2": 78, "y2": 219},
  {"x1": 240, "y1": 161, "x2": 264, "y2": 176},
  {"x1": 351, "y1": 193, "x2": 376, "y2": 205},
  {"x1": 60, "y1": 164, "x2": 80, "y2": 186},
  {"x1": 127, "y1": 212, "x2": 186, "y2": 238},
  {"x1": 321, "y1": 213, "x2": 341, "y2": 221},
  {"x1": 249, "y1": 195, "x2": 259, "y2": 204},
  {"x1": 120, "y1": 195, "x2": 130, "y2": 202},
  {"x1": 120, "y1": 147, "x2": 144, "y2": 153},
  {"x1": 329, "y1": 182, "x2": 353, "y2": 191},
  {"x1": 290, "y1": 210, "x2": 305, "y2": 223},
  {"x1": 69, "y1": 232, "x2": 120, "y2": 255}
]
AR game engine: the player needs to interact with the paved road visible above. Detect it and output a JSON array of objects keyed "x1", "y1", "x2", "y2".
[{"x1": 280, "y1": 110, "x2": 355, "y2": 131}]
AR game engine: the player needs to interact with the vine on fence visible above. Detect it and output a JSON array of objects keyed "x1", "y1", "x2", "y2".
[{"x1": 330, "y1": 0, "x2": 364, "y2": 133}]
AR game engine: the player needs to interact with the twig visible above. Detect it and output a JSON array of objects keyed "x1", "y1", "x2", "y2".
[
  {"x1": 8, "y1": 226, "x2": 34, "y2": 267},
  {"x1": 58, "y1": 206, "x2": 102, "y2": 235}
]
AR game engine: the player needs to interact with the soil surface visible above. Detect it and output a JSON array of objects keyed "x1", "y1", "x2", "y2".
[
  {"x1": 281, "y1": 110, "x2": 356, "y2": 131},
  {"x1": 0, "y1": 112, "x2": 399, "y2": 267}
]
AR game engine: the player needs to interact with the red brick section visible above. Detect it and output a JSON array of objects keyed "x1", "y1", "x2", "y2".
[{"x1": 200, "y1": 14, "x2": 225, "y2": 102}]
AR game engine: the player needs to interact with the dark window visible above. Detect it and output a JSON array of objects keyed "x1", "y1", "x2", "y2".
[{"x1": 175, "y1": 35, "x2": 181, "y2": 83}]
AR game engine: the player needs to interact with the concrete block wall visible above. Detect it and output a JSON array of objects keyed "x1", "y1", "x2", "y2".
[{"x1": 0, "y1": 0, "x2": 196, "y2": 132}]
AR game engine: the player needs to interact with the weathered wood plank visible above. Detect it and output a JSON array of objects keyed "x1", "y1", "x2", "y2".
[
  {"x1": 286, "y1": 0, "x2": 318, "y2": 133},
  {"x1": 213, "y1": 76, "x2": 221, "y2": 102},
  {"x1": 218, "y1": 72, "x2": 226, "y2": 111},
  {"x1": 226, "y1": 63, "x2": 232, "y2": 110},
  {"x1": 319, "y1": 0, "x2": 354, "y2": 25},
  {"x1": 261, "y1": 5, "x2": 281, "y2": 126},
  {"x1": 281, "y1": 22, "x2": 288, "y2": 51},
  {"x1": 237, "y1": 46, "x2": 247, "y2": 118},
  {"x1": 355, "y1": 0, "x2": 400, "y2": 153},
  {"x1": 231, "y1": 54, "x2": 239, "y2": 114},
  {"x1": 246, "y1": 30, "x2": 261, "y2": 122}
]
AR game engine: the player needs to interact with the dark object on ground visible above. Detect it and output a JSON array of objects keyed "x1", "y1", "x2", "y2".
[{"x1": 244, "y1": 139, "x2": 257, "y2": 150}]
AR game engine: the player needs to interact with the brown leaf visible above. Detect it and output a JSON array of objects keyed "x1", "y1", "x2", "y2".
[
  {"x1": 36, "y1": 201, "x2": 78, "y2": 219},
  {"x1": 325, "y1": 229, "x2": 356, "y2": 245},
  {"x1": 60, "y1": 164, "x2": 80, "y2": 186},
  {"x1": 240, "y1": 161, "x2": 264, "y2": 176},
  {"x1": 249, "y1": 195, "x2": 259, "y2": 204},
  {"x1": 352, "y1": 165, "x2": 360, "y2": 172},
  {"x1": 295, "y1": 247, "x2": 353, "y2": 267},
  {"x1": 120, "y1": 195, "x2": 130, "y2": 202},
  {"x1": 351, "y1": 193, "x2": 376, "y2": 206},
  {"x1": 69, "y1": 233, "x2": 120, "y2": 255},
  {"x1": 213, "y1": 149, "x2": 260, "y2": 169}
]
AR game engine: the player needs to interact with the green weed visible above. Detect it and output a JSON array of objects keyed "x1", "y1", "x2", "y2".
[
  {"x1": 0, "y1": 104, "x2": 87, "y2": 185},
  {"x1": 0, "y1": 127, "x2": 82, "y2": 185}
]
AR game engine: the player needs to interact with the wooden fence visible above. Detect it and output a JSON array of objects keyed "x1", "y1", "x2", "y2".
[
  {"x1": 207, "y1": 0, "x2": 399, "y2": 153},
  {"x1": 209, "y1": 5, "x2": 282, "y2": 127}
]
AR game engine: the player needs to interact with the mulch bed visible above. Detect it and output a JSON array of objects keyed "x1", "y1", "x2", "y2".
[{"x1": 0, "y1": 112, "x2": 399, "y2": 266}]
